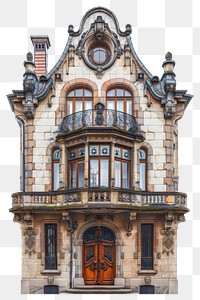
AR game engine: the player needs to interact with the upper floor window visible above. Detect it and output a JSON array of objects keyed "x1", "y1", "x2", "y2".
[
  {"x1": 88, "y1": 45, "x2": 111, "y2": 66},
  {"x1": 89, "y1": 145, "x2": 110, "y2": 188},
  {"x1": 52, "y1": 149, "x2": 60, "y2": 191},
  {"x1": 66, "y1": 88, "x2": 93, "y2": 115},
  {"x1": 106, "y1": 88, "x2": 133, "y2": 115},
  {"x1": 139, "y1": 148, "x2": 147, "y2": 191},
  {"x1": 114, "y1": 146, "x2": 130, "y2": 189},
  {"x1": 68, "y1": 147, "x2": 85, "y2": 189}
]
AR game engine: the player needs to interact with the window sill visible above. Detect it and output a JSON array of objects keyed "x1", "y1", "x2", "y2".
[
  {"x1": 137, "y1": 270, "x2": 157, "y2": 275},
  {"x1": 41, "y1": 270, "x2": 61, "y2": 275}
]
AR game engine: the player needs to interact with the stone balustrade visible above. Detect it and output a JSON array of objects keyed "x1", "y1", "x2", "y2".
[{"x1": 11, "y1": 189, "x2": 187, "y2": 209}]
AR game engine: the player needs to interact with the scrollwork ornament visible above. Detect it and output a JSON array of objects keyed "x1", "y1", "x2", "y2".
[{"x1": 23, "y1": 227, "x2": 38, "y2": 256}]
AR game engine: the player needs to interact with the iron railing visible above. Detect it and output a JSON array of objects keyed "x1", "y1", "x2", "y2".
[{"x1": 59, "y1": 109, "x2": 139, "y2": 135}]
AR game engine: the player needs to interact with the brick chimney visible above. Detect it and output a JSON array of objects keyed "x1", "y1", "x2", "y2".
[{"x1": 31, "y1": 35, "x2": 51, "y2": 77}]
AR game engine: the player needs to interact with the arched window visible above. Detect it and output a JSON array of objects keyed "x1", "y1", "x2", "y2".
[
  {"x1": 106, "y1": 88, "x2": 133, "y2": 114},
  {"x1": 139, "y1": 148, "x2": 147, "y2": 191},
  {"x1": 52, "y1": 149, "x2": 60, "y2": 190},
  {"x1": 66, "y1": 87, "x2": 93, "y2": 115}
]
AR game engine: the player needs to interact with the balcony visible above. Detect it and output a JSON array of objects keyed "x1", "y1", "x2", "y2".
[
  {"x1": 59, "y1": 108, "x2": 139, "y2": 136},
  {"x1": 11, "y1": 189, "x2": 187, "y2": 211}
]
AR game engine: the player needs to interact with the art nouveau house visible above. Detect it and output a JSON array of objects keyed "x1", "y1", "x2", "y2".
[{"x1": 8, "y1": 7, "x2": 192, "y2": 294}]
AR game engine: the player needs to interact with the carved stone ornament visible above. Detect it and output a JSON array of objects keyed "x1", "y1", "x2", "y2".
[
  {"x1": 160, "y1": 228, "x2": 176, "y2": 255},
  {"x1": 68, "y1": 44, "x2": 75, "y2": 67},
  {"x1": 23, "y1": 227, "x2": 38, "y2": 256},
  {"x1": 74, "y1": 15, "x2": 124, "y2": 78}
]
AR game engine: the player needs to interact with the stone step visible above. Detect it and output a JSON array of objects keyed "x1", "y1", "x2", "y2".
[{"x1": 62, "y1": 288, "x2": 133, "y2": 294}]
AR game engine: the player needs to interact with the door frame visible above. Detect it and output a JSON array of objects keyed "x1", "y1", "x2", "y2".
[{"x1": 73, "y1": 220, "x2": 124, "y2": 287}]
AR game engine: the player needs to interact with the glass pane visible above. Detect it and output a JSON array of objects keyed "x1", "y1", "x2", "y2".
[
  {"x1": 78, "y1": 148, "x2": 85, "y2": 158},
  {"x1": 70, "y1": 163, "x2": 76, "y2": 188},
  {"x1": 114, "y1": 148, "x2": 121, "y2": 158},
  {"x1": 107, "y1": 89, "x2": 115, "y2": 97},
  {"x1": 94, "y1": 48, "x2": 106, "y2": 63},
  {"x1": 100, "y1": 160, "x2": 108, "y2": 187},
  {"x1": 53, "y1": 149, "x2": 60, "y2": 160},
  {"x1": 139, "y1": 149, "x2": 146, "y2": 160},
  {"x1": 122, "y1": 149, "x2": 130, "y2": 160},
  {"x1": 84, "y1": 89, "x2": 92, "y2": 97},
  {"x1": 84, "y1": 100, "x2": 92, "y2": 110},
  {"x1": 117, "y1": 100, "x2": 124, "y2": 112},
  {"x1": 90, "y1": 145, "x2": 99, "y2": 156},
  {"x1": 53, "y1": 163, "x2": 59, "y2": 190},
  {"x1": 70, "y1": 149, "x2": 76, "y2": 160},
  {"x1": 122, "y1": 162, "x2": 129, "y2": 188},
  {"x1": 107, "y1": 100, "x2": 114, "y2": 110},
  {"x1": 90, "y1": 160, "x2": 99, "y2": 187},
  {"x1": 78, "y1": 161, "x2": 84, "y2": 188},
  {"x1": 67, "y1": 101, "x2": 73, "y2": 115},
  {"x1": 75, "y1": 100, "x2": 83, "y2": 112},
  {"x1": 140, "y1": 163, "x2": 146, "y2": 190},
  {"x1": 126, "y1": 100, "x2": 132, "y2": 115},
  {"x1": 115, "y1": 160, "x2": 121, "y2": 187},
  {"x1": 116, "y1": 89, "x2": 124, "y2": 97},
  {"x1": 101, "y1": 146, "x2": 109, "y2": 156},
  {"x1": 76, "y1": 89, "x2": 83, "y2": 97},
  {"x1": 67, "y1": 90, "x2": 74, "y2": 97},
  {"x1": 125, "y1": 90, "x2": 132, "y2": 97}
]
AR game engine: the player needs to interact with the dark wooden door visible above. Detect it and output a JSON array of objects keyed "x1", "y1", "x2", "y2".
[{"x1": 83, "y1": 227, "x2": 115, "y2": 285}]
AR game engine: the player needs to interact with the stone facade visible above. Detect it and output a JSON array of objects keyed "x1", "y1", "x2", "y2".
[{"x1": 8, "y1": 7, "x2": 192, "y2": 294}]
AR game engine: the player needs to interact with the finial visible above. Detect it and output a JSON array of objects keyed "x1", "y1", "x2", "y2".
[
  {"x1": 165, "y1": 51, "x2": 172, "y2": 61},
  {"x1": 27, "y1": 52, "x2": 33, "y2": 62}
]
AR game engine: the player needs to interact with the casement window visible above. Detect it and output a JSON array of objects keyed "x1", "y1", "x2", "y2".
[
  {"x1": 89, "y1": 145, "x2": 110, "y2": 188},
  {"x1": 68, "y1": 147, "x2": 85, "y2": 189},
  {"x1": 52, "y1": 149, "x2": 60, "y2": 191},
  {"x1": 141, "y1": 224, "x2": 154, "y2": 270},
  {"x1": 66, "y1": 88, "x2": 93, "y2": 115},
  {"x1": 45, "y1": 224, "x2": 57, "y2": 270},
  {"x1": 139, "y1": 148, "x2": 147, "y2": 191},
  {"x1": 106, "y1": 88, "x2": 133, "y2": 115},
  {"x1": 114, "y1": 147, "x2": 130, "y2": 189}
]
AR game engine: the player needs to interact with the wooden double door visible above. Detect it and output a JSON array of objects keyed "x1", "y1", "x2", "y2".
[{"x1": 83, "y1": 226, "x2": 116, "y2": 285}]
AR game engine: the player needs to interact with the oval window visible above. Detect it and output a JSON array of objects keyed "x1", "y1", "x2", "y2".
[{"x1": 88, "y1": 46, "x2": 111, "y2": 66}]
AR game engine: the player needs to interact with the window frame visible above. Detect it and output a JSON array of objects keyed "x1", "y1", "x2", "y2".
[
  {"x1": 88, "y1": 44, "x2": 111, "y2": 66},
  {"x1": 114, "y1": 146, "x2": 131, "y2": 189},
  {"x1": 141, "y1": 223, "x2": 154, "y2": 270},
  {"x1": 45, "y1": 223, "x2": 58, "y2": 270},
  {"x1": 68, "y1": 146, "x2": 85, "y2": 189},
  {"x1": 66, "y1": 87, "x2": 93, "y2": 115},
  {"x1": 52, "y1": 148, "x2": 60, "y2": 191},
  {"x1": 106, "y1": 87, "x2": 134, "y2": 115},
  {"x1": 139, "y1": 148, "x2": 147, "y2": 191},
  {"x1": 89, "y1": 144, "x2": 110, "y2": 188}
]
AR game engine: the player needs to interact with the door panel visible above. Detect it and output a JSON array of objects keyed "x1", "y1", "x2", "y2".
[{"x1": 83, "y1": 227, "x2": 115, "y2": 285}]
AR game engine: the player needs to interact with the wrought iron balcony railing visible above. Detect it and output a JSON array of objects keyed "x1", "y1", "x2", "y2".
[
  {"x1": 11, "y1": 189, "x2": 187, "y2": 209},
  {"x1": 59, "y1": 109, "x2": 139, "y2": 135}
]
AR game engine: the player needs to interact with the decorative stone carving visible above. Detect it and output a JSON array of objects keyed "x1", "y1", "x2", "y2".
[
  {"x1": 23, "y1": 227, "x2": 38, "y2": 256},
  {"x1": 126, "y1": 212, "x2": 136, "y2": 236},
  {"x1": 124, "y1": 43, "x2": 131, "y2": 67},
  {"x1": 160, "y1": 228, "x2": 176, "y2": 255},
  {"x1": 68, "y1": 44, "x2": 75, "y2": 67}
]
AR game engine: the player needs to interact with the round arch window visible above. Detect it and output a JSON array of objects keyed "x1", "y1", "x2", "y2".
[{"x1": 88, "y1": 46, "x2": 111, "y2": 66}]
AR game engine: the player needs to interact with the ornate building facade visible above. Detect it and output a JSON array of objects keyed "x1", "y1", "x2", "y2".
[{"x1": 8, "y1": 7, "x2": 192, "y2": 294}]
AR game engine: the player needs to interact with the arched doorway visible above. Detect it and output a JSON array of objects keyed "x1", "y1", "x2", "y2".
[{"x1": 82, "y1": 226, "x2": 116, "y2": 285}]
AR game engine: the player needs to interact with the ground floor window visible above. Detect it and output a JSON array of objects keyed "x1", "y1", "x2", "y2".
[
  {"x1": 44, "y1": 285, "x2": 59, "y2": 294},
  {"x1": 141, "y1": 224, "x2": 154, "y2": 270},
  {"x1": 140, "y1": 285, "x2": 155, "y2": 294},
  {"x1": 45, "y1": 224, "x2": 57, "y2": 270}
]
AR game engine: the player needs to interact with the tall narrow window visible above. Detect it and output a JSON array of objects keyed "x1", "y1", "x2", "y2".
[
  {"x1": 68, "y1": 147, "x2": 85, "y2": 189},
  {"x1": 141, "y1": 224, "x2": 154, "y2": 270},
  {"x1": 45, "y1": 224, "x2": 57, "y2": 270},
  {"x1": 52, "y1": 149, "x2": 60, "y2": 191},
  {"x1": 89, "y1": 145, "x2": 110, "y2": 188},
  {"x1": 139, "y1": 148, "x2": 147, "y2": 190},
  {"x1": 114, "y1": 147, "x2": 130, "y2": 188}
]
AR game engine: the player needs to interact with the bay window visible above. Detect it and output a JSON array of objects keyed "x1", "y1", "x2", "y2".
[
  {"x1": 139, "y1": 148, "x2": 147, "y2": 190},
  {"x1": 52, "y1": 149, "x2": 60, "y2": 191},
  {"x1": 68, "y1": 147, "x2": 85, "y2": 189}
]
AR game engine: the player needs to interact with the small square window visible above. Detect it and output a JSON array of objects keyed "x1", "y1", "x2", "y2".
[
  {"x1": 122, "y1": 149, "x2": 130, "y2": 160},
  {"x1": 70, "y1": 150, "x2": 76, "y2": 160},
  {"x1": 90, "y1": 146, "x2": 99, "y2": 156},
  {"x1": 78, "y1": 148, "x2": 85, "y2": 158},
  {"x1": 114, "y1": 148, "x2": 121, "y2": 158},
  {"x1": 101, "y1": 146, "x2": 109, "y2": 156}
]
